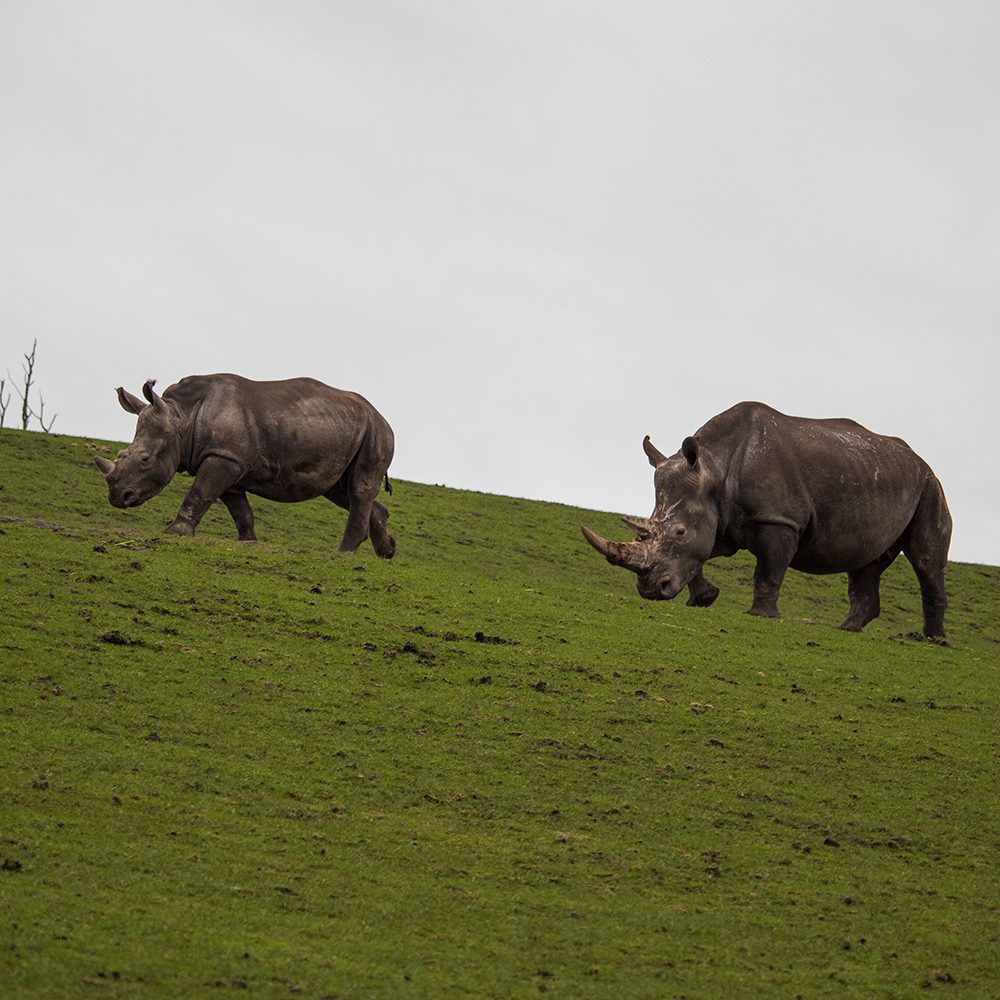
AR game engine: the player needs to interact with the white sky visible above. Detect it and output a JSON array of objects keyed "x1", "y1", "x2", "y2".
[{"x1": 1, "y1": 1, "x2": 998, "y2": 564}]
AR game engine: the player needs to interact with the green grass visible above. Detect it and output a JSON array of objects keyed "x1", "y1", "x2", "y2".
[{"x1": 1, "y1": 427, "x2": 998, "y2": 999}]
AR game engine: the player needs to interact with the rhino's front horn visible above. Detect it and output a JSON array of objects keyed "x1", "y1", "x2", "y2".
[
  {"x1": 95, "y1": 456, "x2": 115, "y2": 476},
  {"x1": 581, "y1": 525, "x2": 643, "y2": 570},
  {"x1": 582, "y1": 524, "x2": 610, "y2": 555}
]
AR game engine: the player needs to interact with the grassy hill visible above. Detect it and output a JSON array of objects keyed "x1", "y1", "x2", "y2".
[{"x1": 1, "y1": 428, "x2": 998, "y2": 999}]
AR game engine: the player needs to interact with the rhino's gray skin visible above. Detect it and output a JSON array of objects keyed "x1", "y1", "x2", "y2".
[
  {"x1": 582, "y1": 402, "x2": 951, "y2": 637},
  {"x1": 96, "y1": 374, "x2": 396, "y2": 557}
]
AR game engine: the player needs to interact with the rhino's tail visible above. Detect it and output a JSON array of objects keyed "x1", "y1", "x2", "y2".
[{"x1": 384, "y1": 474, "x2": 393, "y2": 495}]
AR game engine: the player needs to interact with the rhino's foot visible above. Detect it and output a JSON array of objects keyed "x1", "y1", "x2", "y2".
[
  {"x1": 375, "y1": 534, "x2": 396, "y2": 560},
  {"x1": 746, "y1": 606, "x2": 780, "y2": 619},
  {"x1": 838, "y1": 621, "x2": 865, "y2": 633},
  {"x1": 840, "y1": 605, "x2": 880, "y2": 632},
  {"x1": 165, "y1": 520, "x2": 196, "y2": 537},
  {"x1": 687, "y1": 583, "x2": 720, "y2": 608},
  {"x1": 921, "y1": 632, "x2": 948, "y2": 645},
  {"x1": 838, "y1": 613, "x2": 875, "y2": 632}
]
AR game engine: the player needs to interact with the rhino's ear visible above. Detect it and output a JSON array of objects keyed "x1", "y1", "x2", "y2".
[
  {"x1": 116, "y1": 387, "x2": 147, "y2": 414},
  {"x1": 643, "y1": 435, "x2": 668, "y2": 467},
  {"x1": 682, "y1": 436, "x2": 699, "y2": 468}
]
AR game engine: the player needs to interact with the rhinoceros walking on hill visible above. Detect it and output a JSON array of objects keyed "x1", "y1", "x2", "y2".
[
  {"x1": 582, "y1": 402, "x2": 951, "y2": 637},
  {"x1": 96, "y1": 374, "x2": 396, "y2": 557}
]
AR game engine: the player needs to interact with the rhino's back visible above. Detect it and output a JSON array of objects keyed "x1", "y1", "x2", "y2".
[
  {"x1": 700, "y1": 401, "x2": 926, "y2": 474},
  {"x1": 165, "y1": 374, "x2": 390, "y2": 500},
  {"x1": 703, "y1": 402, "x2": 933, "y2": 571},
  {"x1": 167, "y1": 372, "x2": 364, "y2": 409},
  {"x1": 168, "y1": 373, "x2": 381, "y2": 431}
]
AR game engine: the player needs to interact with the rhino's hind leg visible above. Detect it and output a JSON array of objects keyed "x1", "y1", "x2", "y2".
[
  {"x1": 840, "y1": 550, "x2": 898, "y2": 632},
  {"x1": 367, "y1": 501, "x2": 396, "y2": 559},
  {"x1": 903, "y1": 476, "x2": 952, "y2": 638},
  {"x1": 324, "y1": 480, "x2": 396, "y2": 558},
  {"x1": 910, "y1": 559, "x2": 948, "y2": 639},
  {"x1": 325, "y1": 482, "x2": 370, "y2": 553},
  {"x1": 221, "y1": 488, "x2": 257, "y2": 541}
]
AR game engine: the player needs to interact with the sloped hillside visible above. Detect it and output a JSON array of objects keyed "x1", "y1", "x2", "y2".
[{"x1": 1, "y1": 429, "x2": 998, "y2": 998}]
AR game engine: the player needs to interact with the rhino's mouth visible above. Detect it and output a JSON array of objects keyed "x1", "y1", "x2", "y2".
[
  {"x1": 110, "y1": 488, "x2": 144, "y2": 509},
  {"x1": 638, "y1": 568, "x2": 696, "y2": 602}
]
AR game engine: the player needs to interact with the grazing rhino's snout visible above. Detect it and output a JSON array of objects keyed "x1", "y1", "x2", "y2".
[
  {"x1": 96, "y1": 456, "x2": 124, "y2": 507},
  {"x1": 635, "y1": 572, "x2": 685, "y2": 602},
  {"x1": 104, "y1": 476, "x2": 140, "y2": 509},
  {"x1": 581, "y1": 520, "x2": 702, "y2": 604},
  {"x1": 96, "y1": 455, "x2": 150, "y2": 509},
  {"x1": 112, "y1": 487, "x2": 140, "y2": 509}
]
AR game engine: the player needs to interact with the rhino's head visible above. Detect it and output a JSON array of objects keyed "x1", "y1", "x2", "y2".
[
  {"x1": 582, "y1": 434, "x2": 718, "y2": 600},
  {"x1": 95, "y1": 381, "x2": 182, "y2": 509}
]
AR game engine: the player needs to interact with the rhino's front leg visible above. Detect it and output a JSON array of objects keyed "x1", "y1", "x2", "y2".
[
  {"x1": 167, "y1": 456, "x2": 244, "y2": 537},
  {"x1": 747, "y1": 523, "x2": 797, "y2": 618},
  {"x1": 686, "y1": 569, "x2": 720, "y2": 607}
]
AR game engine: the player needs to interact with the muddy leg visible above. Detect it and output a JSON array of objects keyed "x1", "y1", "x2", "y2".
[
  {"x1": 323, "y1": 481, "x2": 359, "y2": 550},
  {"x1": 339, "y1": 487, "x2": 375, "y2": 552},
  {"x1": 905, "y1": 539, "x2": 949, "y2": 639},
  {"x1": 167, "y1": 457, "x2": 244, "y2": 537},
  {"x1": 904, "y1": 476, "x2": 952, "y2": 638},
  {"x1": 910, "y1": 558, "x2": 948, "y2": 639},
  {"x1": 325, "y1": 480, "x2": 395, "y2": 558},
  {"x1": 747, "y1": 523, "x2": 798, "y2": 618},
  {"x1": 367, "y1": 500, "x2": 396, "y2": 559},
  {"x1": 220, "y1": 489, "x2": 257, "y2": 541}
]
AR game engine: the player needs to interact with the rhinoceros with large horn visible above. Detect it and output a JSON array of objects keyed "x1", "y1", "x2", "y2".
[
  {"x1": 96, "y1": 374, "x2": 396, "y2": 556},
  {"x1": 582, "y1": 401, "x2": 951, "y2": 637}
]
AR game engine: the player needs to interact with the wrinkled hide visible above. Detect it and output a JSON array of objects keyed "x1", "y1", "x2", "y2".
[
  {"x1": 97, "y1": 374, "x2": 396, "y2": 556},
  {"x1": 582, "y1": 401, "x2": 951, "y2": 637}
]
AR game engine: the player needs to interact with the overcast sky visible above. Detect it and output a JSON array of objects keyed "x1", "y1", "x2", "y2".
[{"x1": 2, "y1": 1, "x2": 998, "y2": 565}]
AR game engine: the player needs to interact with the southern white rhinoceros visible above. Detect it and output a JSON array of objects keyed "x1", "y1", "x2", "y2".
[
  {"x1": 582, "y1": 402, "x2": 951, "y2": 636},
  {"x1": 96, "y1": 374, "x2": 396, "y2": 557}
]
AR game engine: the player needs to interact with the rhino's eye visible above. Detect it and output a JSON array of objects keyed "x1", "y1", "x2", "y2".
[{"x1": 674, "y1": 525, "x2": 686, "y2": 537}]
